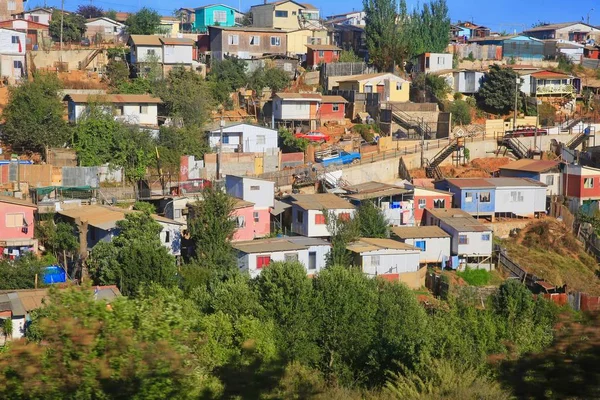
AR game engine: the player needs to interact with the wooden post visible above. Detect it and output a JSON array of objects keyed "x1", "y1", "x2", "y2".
[{"x1": 34, "y1": 274, "x2": 38, "y2": 289}]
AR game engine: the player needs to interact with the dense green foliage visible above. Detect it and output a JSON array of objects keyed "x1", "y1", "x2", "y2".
[
  {"x1": 456, "y1": 267, "x2": 491, "y2": 286},
  {"x1": 0, "y1": 255, "x2": 49, "y2": 290},
  {"x1": 247, "y1": 65, "x2": 291, "y2": 95},
  {"x1": 35, "y1": 220, "x2": 79, "y2": 262},
  {"x1": 1, "y1": 73, "x2": 70, "y2": 154},
  {"x1": 104, "y1": 59, "x2": 130, "y2": 88},
  {"x1": 449, "y1": 99, "x2": 473, "y2": 126},
  {"x1": 207, "y1": 58, "x2": 248, "y2": 106},
  {"x1": 76, "y1": 5, "x2": 104, "y2": 18},
  {"x1": 125, "y1": 7, "x2": 162, "y2": 35},
  {"x1": 49, "y1": 10, "x2": 86, "y2": 42},
  {"x1": 278, "y1": 128, "x2": 309, "y2": 152},
  {"x1": 476, "y1": 65, "x2": 522, "y2": 115},
  {"x1": 355, "y1": 200, "x2": 390, "y2": 238},
  {"x1": 338, "y1": 50, "x2": 362, "y2": 63},
  {"x1": 406, "y1": 0, "x2": 451, "y2": 57},
  {"x1": 325, "y1": 211, "x2": 360, "y2": 267}
]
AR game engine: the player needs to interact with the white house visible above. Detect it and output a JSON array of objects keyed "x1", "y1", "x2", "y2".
[
  {"x1": 225, "y1": 175, "x2": 275, "y2": 209},
  {"x1": 85, "y1": 17, "x2": 125, "y2": 43},
  {"x1": 128, "y1": 35, "x2": 194, "y2": 74},
  {"x1": 391, "y1": 226, "x2": 451, "y2": 265},
  {"x1": 415, "y1": 52, "x2": 454, "y2": 74},
  {"x1": 290, "y1": 193, "x2": 356, "y2": 237},
  {"x1": 0, "y1": 28, "x2": 26, "y2": 82},
  {"x1": 160, "y1": 37, "x2": 194, "y2": 68},
  {"x1": 347, "y1": 238, "x2": 423, "y2": 288},
  {"x1": 453, "y1": 69, "x2": 485, "y2": 94},
  {"x1": 209, "y1": 123, "x2": 279, "y2": 153},
  {"x1": 0, "y1": 292, "x2": 26, "y2": 342},
  {"x1": 343, "y1": 181, "x2": 411, "y2": 226},
  {"x1": 12, "y1": 7, "x2": 53, "y2": 25},
  {"x1": 63, "y1": 93, "x2": 162, "y2": 128},
  {"x1": 498, "y1": 159, "x2": 562, "y2": 196},
  {"x1": 233, "y1": 237, "x2": 331, "y2": 278},
  {"x1": 129, "y1": 34, "x2": 163, "y2": 64},
  {"x1": 273, "y1": 92, "x2": 321, "y2": 126},
  {"x1": 424, "y1": 208, "x2": 493, "y2": 269},
  {"x1": 326, "y1": 11, "x2": 366, "y2": 26}
]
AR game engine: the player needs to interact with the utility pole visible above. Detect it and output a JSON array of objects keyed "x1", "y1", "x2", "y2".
[
  {"x1": 513, "y1": 76, "x2": 519, "y2": 130},
  {"x1": 218, "y1": 116, "x2": 225, "y2": 180},
  {"x1": 587, "y1": 8, "x2": 594, "y2": 25},
  {"x1": 60, "y1": 0, "x2": 64, "y2": 51}
]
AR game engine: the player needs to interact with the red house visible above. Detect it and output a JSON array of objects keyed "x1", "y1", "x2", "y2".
[
  {"x1": 306, "y1": 44, "x2": 341, "y2": 69},
  {"x1": 562, "y1": 164, "x2": 600, "y2": 212},
  {"x1": 0, "y1": 196, "x2": 38, "y2": 259},
  {"x1": 584, "y1": 46, "x2": 600, "y2": 60},
  {"x1": 319, "y1": 95, "x2": 347, "y2": 123},
  {"x1": 412, "y1": 187, "x2": 452, "y2": 225}
]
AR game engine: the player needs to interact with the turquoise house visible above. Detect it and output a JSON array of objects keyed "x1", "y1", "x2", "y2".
[{"x1": 194, "y1": 4, "x2": 237, "y2": 33}]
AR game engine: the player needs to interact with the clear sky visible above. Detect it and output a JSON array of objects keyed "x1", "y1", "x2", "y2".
[{"x1": 40, "y1": 0, "x2": 599, "y2": 32}]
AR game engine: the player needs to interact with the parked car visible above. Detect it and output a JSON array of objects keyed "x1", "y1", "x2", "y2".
[
  {"x1": 316, "y1": 150, "x2": 361, "y2": 167},
  {"x1": 295, "y1": 131, "x2": 330, "y2": 143},
  {"x1": 81, "y1": 38, "x2": 91, "y2": 47},
  {"x1": 504, "y1": 125, "x2": 548, "y2": 138}
]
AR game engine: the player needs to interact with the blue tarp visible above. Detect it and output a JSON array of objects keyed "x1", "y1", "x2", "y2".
[{"x1": 42, "y1": 265, "x2": 67, "y2": 284}]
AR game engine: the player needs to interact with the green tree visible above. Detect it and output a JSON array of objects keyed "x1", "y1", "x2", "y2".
[
  {"x1": 157, "y1": 126, "x2": 209, "y2": 171},
  {"x1": 254, "y1": 261, "x2": 319, "y2": 364},
  {"x1": 49, "y1": 10, "x2": 87, "y2": 42},
  {"x1": 132, "y1": 201, "x2": 156, "y2": 214},
  {"x1": 125, "y1": 7, "x2": 162, "y2": 35},
  {"x1": 117, "y1": 77, "x2": 154, "y2": 94},
  {"x1": 364, "y1": 0, "x2": 406, "y2": 71},
  {"x1": 325, "y1": 210, "x2": 360, "y2": 267},
  {"x1": 188, "y1": 187, "x2": 238, "y2": 277},
  {"x1": 76, "y1": 5, "x2": 104, "y2": 18},
  {"x1": 35, "y1": 221, "x2": 79, "y2": 264},
  {"x1": 0, "y1": 255, "x2": 47, "y2": 290},
  {"x1": 338, "y1": 50, "x2": 362, "y2": 63},
  {"x1": 247, "y1": 65, "x2": 291, "y2": 94},
  {"x1": 88, "y1": 212, "x2": 177, "y2": 296},
  {"x1": 105, "y1": 59, "x2": 130, "y2": 89},
  {"x1": 476, "y1": 64, "x2": 521, "y2": 115},
  {"x1": 1, "y1": 73, "x2": 69, "y2": 154},
  {"x1": 104, "y1": 9, "x2": 118, "y2": 20},
  {"x1": 406, "y1": 0, "x2": 450, "y2": 57},
  {"x1": 112, "y1": 125, "x2": 155, "y2": 184},
  {"x1": 72, "y1": 104, "x2": 125, "y2": 166},
  {"x1": 208, "y1": 58, "x2": 248, "y2": 105},
  {"x1": 355, "y1": 201, "x2": 389, "y2": 238},
  {"x1": 449, "y1": 99, "x2": 472, "y2": 126},
  {"x1": 278, "y1": 128, "x2": 309, "y2": 153}
]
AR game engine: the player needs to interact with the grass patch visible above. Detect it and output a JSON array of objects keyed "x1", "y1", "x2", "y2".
[{"x1": 456, "y1": 268, "x2": 492, "y2": 286}]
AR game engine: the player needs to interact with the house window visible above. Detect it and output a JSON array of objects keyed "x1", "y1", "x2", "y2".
[
  {"x1": 315, "y1": 213, "x2": 326, "y2": 224},
  {"x1": 147, "y1": 49, "x2": 156, "y2": 56},
  {"x1": 465, "y1": 192, "x2": 473, "y2": 203},
  {"x1": 297, "y1": 210, "x2": 304, "y2": 223},
  {"x1": 90, "y1": 228, "x2": 97, "y2": 241},
  {"x1": 228, "y1": 34, "x2": 239, "y2": 45},
  {"x1": 139, "y1": 104, "x2": 149, "y2": 114},
  {"x1": 510, "y1": 191, "x2": 524, "y2": 202},
  {"x1": 584, "y1": 178, "x2": 594, "y2": 188},
  {"x1": 7, "y1": 1, "x2": 16, "y2": 11},
  {"x1": 236, "y1": 215, "x2": 246, "y2": 228},
  {"x1": 433, "y1": 199, "x2": 445, "y2": 208},
  {"x1": 318, "y1": 50, "x2": 324, "y2": 57},
  {"x1": 253, "y1": 211, "x2": 260, "y2": 223},
  {"x1": 5, "y1": 213, "x2": 24, "y2": 228},
  {"x1": 114, "y1": 105, "x2": 124, "y2": 116},
  {"x1": 275, "y1": 10, "x2": 288, "y2": 17},
  {"x1": 174, "y1": 208, "x2": 182, "y2": 219},
  {"x1": 11, "y1": 36, "x2": 19, "y2": 44},
  {"x1": 546, "y1": 175, "x2": 554, "y2": 185},
  {"x1": 222, "y1": 135, "x2": 229, "y2": 144},
  {"x1": 32, "y1": 15, "x2": 39, "y2": 22},
  {"x1": 292, "y1": 11, "x2": 297, "y2": 16},
  {"x1": 418, "y1": 199, "x2": 426, "y2": 209},
  {"x1": 482, "y1": 233, "x2": 491, "y2": 241},
  {"x1": 339, "y1": 212, "x2": 351, "y2": 221},
  {"x1": 332, "y1": 103, "x2": 339, "y2": 112},
  {"x1": 256, "y1": 255, "x2": 271, "y2": 269},
  {"x1": 213, "y1": 10, "x2": 227, "y2": 23},
  {"x1": 414, "y1": 240, "x2": 427, "y2": 251},
  {"x1": 370, "y1": 255, "x2": 380, "y2": 266},
  {"x1": 13, "y1": 61, "x2": 22, "y2": 69},
  {"x1": 459, "y1": 235, "x2": 469, "y2": 245},
  {"x1": 164, "y1": 230, "x2": 170, "y2": 243},
  {"x1": 250, "y1": 35, "x2": 260, "y2": 46},
  {"x1": 250, "y1": 185, "x2": 260, "y2": 190},
  {"x1": 437, "y1": 56, "x2": 445, "y2": 65},
  {"x1": 284, "y1": 253, "x2": 298, "y2": 262},
  {"x1": 396, "y1": 82, "x2": 402, "y2": 90},
  {"x1": 364, "y1": 85, "x2": 373, "y2": 93},
  {"x1": 308, "y1": 251, "x2": 317, "y2": 270},
  {"x1": 479, "y1": 192, "x2": 491, "y2": 203},
  {"x1": 256, "y1": 135, "x2": 266, "y2": 145},
  {"x1": 270, "y1": 36, "x2": 281, "y2": 46}
]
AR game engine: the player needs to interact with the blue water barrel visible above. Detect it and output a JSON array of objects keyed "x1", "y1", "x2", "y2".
[{"x1": 42, "y1": 265, "x2": 67, "y2": 284}]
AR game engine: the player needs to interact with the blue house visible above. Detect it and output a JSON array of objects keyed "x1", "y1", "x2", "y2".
[
  {"x1": 470, "y1": 35, "x2": 545, "y2": 60},
  {"x1": 194, "y1": 4, "x2": 238, "y2": 33},
  {"x1": 435, "y1": 178, "x2": 547, "y2": 220}
]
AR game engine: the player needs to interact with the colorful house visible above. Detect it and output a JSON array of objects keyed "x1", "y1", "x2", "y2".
[
  {"x1": 498, "y1": 159, "x2": 562, "y2": 196},
  {"x1": 523, "y1": 22, "x2": 600, "y2": 43},
  {"x1": 225, "y1": 175, "x2": 274, "y2": 239},
  {"x1": 0, "y1": 196, "x2": 38, "y2": 259},
  {"x1": 319, "y1": 95, "x2": 347, "y2": 123},
  {"x1": 194, "y1": 4, "x2": 238, "y2": 33},
  {"x1": 343, "y1": 181, "x2": 412, "y2": 226},
  {"x1": 469, "y1": 35, "x2": 545, "y2": 60},
  {"x1": 391, "y1": 226, "x2": 451, "y2": 266},
  {"x1": 306, "y1": 44, "x2": 341, "y2": 68},
  {"x1": 251, "y1": 0, "x2": 320, "y2": 31},
  {"x1": 273, "y1": 92, "x2": 322, "y2": 130},
  {"x1": 562, "y1": 164, "x2": 600, "y2": 213},
  {"x1": 290, "y1": 193, "x2": 355, "y2": 237},
  {"x1": 208, "y1": 26, "x2": 287, "y2": 61},
  {"x1": 414, "y1": 53, "x2": 453, "y2": 74},
  {"x1": 336, "y1": 73, "x2": 411, "y2": 102},
  {"x1": 412, "y1": 186, "x2": 453, "y2": 225}
]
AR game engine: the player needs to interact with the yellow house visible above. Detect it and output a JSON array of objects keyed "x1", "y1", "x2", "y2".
[
  {"x1": 158, "y1": 16, "x2": 179, "y2": 37},
  {"x1": 251, "y1": 0, "x2": 320, "y2": 31},
  {"x1": 286, "y1": 28, "x2": 329, "y2": 56},
  {"x1": 337, "y1": 73, "x2": 411, "y2": 102}
]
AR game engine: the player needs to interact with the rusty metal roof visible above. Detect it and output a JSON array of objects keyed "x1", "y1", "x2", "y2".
[
  {"x1": 232, "y1": 238, "x2": 307, "y2": 254},
  {"x1": 344, "y1": 181, "x2": 410, "y2": 201},
  {"x1": 0, "y1": 195, "x2": 37, "y2": 208},
  {"x1": 425, "y1": 208, "x2": 492, "y2": 233},
  {"x1": 499, "y1": 159, "x2": 560, "y2": 173},
  {"x1": 275, "y1": 92, "x2": 322, "y2": 100},
  {"x1": 347, "y1": 237, "x2": 418, "y2": 253},
  {"x1": 63, "y1": 93, "x2": 162, "y2": 104},
  {"x1": 160, "y1": 37, "x2": 195, "y2": 45},
  {"x1": 128, "y1": 34, "x2": 162, "y2": 46},
  {"x1": 306, "y1": 44, "x2": 341, "y2": 51},
  {"x1": 58, "y1": 205, "x2": 182, "y2": 230},
  {"x1": 391, "y1": 226, "x2": 451, "y2": 239},
  {"x1": 292, "y1": 193, "x2": 355, "y2": 210},
  {"x1": 321, "y1": 95, "x2": 347, "y2": 103}
]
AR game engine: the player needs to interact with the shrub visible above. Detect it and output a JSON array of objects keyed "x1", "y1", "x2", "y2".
[
  {"x1": 456, "y1": 268, "x2": 491, "y2": 286},
  {"x1": 449, "y1": 100, "x2": 472, "y2": 126}
]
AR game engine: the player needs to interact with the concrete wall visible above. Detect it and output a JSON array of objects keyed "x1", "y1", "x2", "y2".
[{"x1": 31, "y1": 49, "x2": 105, "y2": 71}]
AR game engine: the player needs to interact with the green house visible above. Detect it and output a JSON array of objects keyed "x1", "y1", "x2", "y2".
[{"x1": 194, "y1": 4, "x2": 238, "y2": 33}]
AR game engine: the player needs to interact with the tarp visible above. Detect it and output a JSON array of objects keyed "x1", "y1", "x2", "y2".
[{"x1": 35, "y1": 186, "x2": 94, "y2": 196}]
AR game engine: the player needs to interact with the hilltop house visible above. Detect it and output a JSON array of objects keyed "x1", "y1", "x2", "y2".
[
  {"x1": 85, "y1": 17, "x2": 125, "y2": 43},
  {"x1": 414, "y1": 53, "x2": 453, "y2": 74},
  {"x1": 226, "y1": 175, "x2": 274, "y2": 239},
  {"x1": 11, "y1": 7, "x2": 52, "y2": 25},
  {"x1": 250, "y1": 0, "x2": 321, "y2": 31},
  {"x1": 273, "y1": 92, "x2": 322, "y2": 130},
  {"x1": 336, "y1": 73, "x2": 410, "y2": 102},
  {"x1": 63, "y1": 94, "x2": 162, "y2": 128},
  {"x1": 343, "y1": 181, "x2": 412, "y2": 226},
  {"x1": 0, "y1": 196, "x2": 38, "y2": 259},
  {"x1": 208, "y1": 26, "x2": 287, "y2": 61},
  {"x1": 470, "y1": 35, "x2": 545, "y2": 60},
  {"x1": 128, "y1": 35, "x2": 195, "y2": 75},
  {"x1": 0, "y1": 28, "x2": 26, "y2": 82},
  {"x1": 412, "y1": 186, "x2": 453, "y2": 225},
  {"x1": 233, "y1": 237, "x2": 331, "y2": 278},
  {"x1": 391, "y1": 226, "x2": 451, "y2": 266},
  {"x1": 193, "y1": 4, "x2": 238, "y2": 33},
  {"x1": 326, "y1": 10, "x2": 366, "y2": 26},
  {"x1": 347, "y1": 238, "x2": 423, "y2": 287},
  {"x1": 306, "y1": 44, "x2": 341, "y2": 68},
  {"x1": 319, "y1": 95, "x2": 347, "y2": 123},
  {"x1": 290, "y1": 193, "x2": 355, "y2": 237},
  {"x1": 207, "y1": 123, "x2": 278, "y2": 153},
  {"x1": 0, "y1": 19, "x2": 48, "y2": 50},
  {"x1": 562, "y1": 164, "x2": 600, "y2": 213},
  {"x1": 498, "y1": 159, "x2": 562, "y2": 196},
  {"x1": 523, "y1": 22, "x2": 600, "y2": 43}
]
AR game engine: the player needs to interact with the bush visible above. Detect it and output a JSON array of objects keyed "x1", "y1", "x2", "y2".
[
  {"x1": 456, "y1": 268, "x2": 491, "y2": 286},
  {"x1": 449, "y1": 100, "x2": 472, "y2": 126}
]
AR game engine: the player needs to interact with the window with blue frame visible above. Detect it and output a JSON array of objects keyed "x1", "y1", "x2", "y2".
[
  {"x1": 481, "y1": 233, "x2": 491, "y2": 241},
  {"x1": 222, "y1": 135, "x2": 229, "y2": 144},
  {"x1": 414, "y1": 240, "x2": 426, "y2": 251}
]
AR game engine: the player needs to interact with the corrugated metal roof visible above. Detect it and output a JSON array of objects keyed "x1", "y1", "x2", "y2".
[
  {"x1": 210, "y1": 26, "x2": 285, "y2": 33},
  {"x1": 286, "y1": 236, "x2": 330, "y2": 247},
  {"x1": 58, "y1": 205, "x2": 182, "y2": 230},
  {"x1": 275, "y1": 92, "x2": 322, "y2": 100},
  {"x1": 347, "y1": 237, "x2": 418, "y2": 253},
  {"x1": 306, "y1": 44, "x2": 341, "y2": 51},
  {"x1": 232, "y1": 238, "x2": 307, "y2": 253},
  {"x1": 446, "y1": 178, "x2": 495, "y2": 189},
  {"x1": 292, "y1": 193, "x2": 355, "y2": 210},
  {"x1": 0, "y1": 195, "x2": 37, "y2": 208},
  {"x1": 63, "y1": 94, "x2": 162, "y2": 104},
  {"x1": 445, "y1": 177, "x2": 546, "y2": 189},
  {"x1": 532, "y1": 70, "x2": 571, "y2": 79},
  {"x1": 413, "y1": 186, "x2": 454, "y2": 196},
  {"x1": 499, "y1": 159, "x2": 560, "y2": 173},
  {"x1": 160, "y1": 37, "x2": 195, "y2": 45},
  {"x1": 344, "y1": 181, "x2": 410, "y2": 201},
  {"x1": 321, "y1": 95, "x2": 347, "y2": 103},
  {"x1": 524, "y1": 21, "x2": 586, "y2": 32},
  {"x1": 337, "y1": 72, "x2": 408, "y2": 84},
  {"x1": 128, "y1": 34, "x2": 162, "y2": 46},
  {"x1": 425, "y1": 208, "x2": 492, "y2": 233},
  {"x1": 391, "y1": 226, "x2": 451, "y2": 239},
  {"x1": 233, "y1": 198, "x2": 255, "y2": 209}
]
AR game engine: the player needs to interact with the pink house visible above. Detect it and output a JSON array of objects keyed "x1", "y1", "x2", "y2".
[
  {"x1": 232, "y1": 199, "x2": 271, "y2": 241},
  {"x1": 0, "y1": 196, "x2": 38, "y2": 258},
  {"x1": 412, "y1": 187, "x2": 453, "y2": 225}
]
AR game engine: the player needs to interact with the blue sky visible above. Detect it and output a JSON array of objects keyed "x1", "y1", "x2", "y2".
[{"x1": 39, "y1": 0, "x2": 599, "y2": 31}]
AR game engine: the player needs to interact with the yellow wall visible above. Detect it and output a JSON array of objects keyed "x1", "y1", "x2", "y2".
[
  {"x1": 159, "y1": 21, "x2": 179, "y2": 36},
  {"x1": 286, "y1": 29, "x2": 329, "y2": 55},
  {"x1": 337, "y1": 79, "x2": 410, "y2": 102},
  {"x1": 272, "y1": 2, "x2": 305, "y2": 30}
]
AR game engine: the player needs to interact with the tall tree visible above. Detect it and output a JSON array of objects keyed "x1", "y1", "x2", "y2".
[
  {"x1": 49, "y1": 10, "x2": 87, "y2": 42},
  {"x1": 188, "y1": 187, "x2": 238, "y2": 277},
  {"x1": 207, "y1": 58, "x2": 248, "y2": 106},
  {"x1": 76, "y1": 5, "x2": 104, "y2": 18},
  {"x1": 325, "y1": 210, "x2": 360, "y2": 267},
  {"x1": 88, "y1": 212, "x2": 177, "y2": 296},
  {"x1": 363, "y1": 0, "x2": 406, "y2": 71},
  {"x1": 104, "y1": 9, "x2": 118, "y2": 20},
  {"x1": 355, "y1": 201, "x2": 389, "y2": 238},
  {"x1": 476, "y1": 64, "x2": 521, "y2": 115},
  {"x1": 125, "y1": 7, "x2": 162, "y2": 35},
  {"x1": 1, "y1": 73, "x2": 69, "y2": 154}
]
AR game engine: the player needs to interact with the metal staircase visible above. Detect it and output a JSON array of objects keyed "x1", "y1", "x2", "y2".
[
  {"x1": 398, "y1": 157, "x2": 412, "y2": 182},
  {"x1": 388, "y1": 105, "x2": 435, "y2": 140},
  {"x1": 429, "y1": 140, "x2": 458, "y2": 168},
  {"x1": 566, "y1": 131, "x2": 590, "y2": 150},
  {"x1": 425, "y1": 163, "x2": 444, "y2": 180},
  {"x1": 499, "y1": 138, "x2": 530, "y2": 160}
]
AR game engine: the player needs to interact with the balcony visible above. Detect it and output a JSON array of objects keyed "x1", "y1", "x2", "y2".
[{"x1": 535, "y1": 84, "x2": 575, "y2": 95}]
